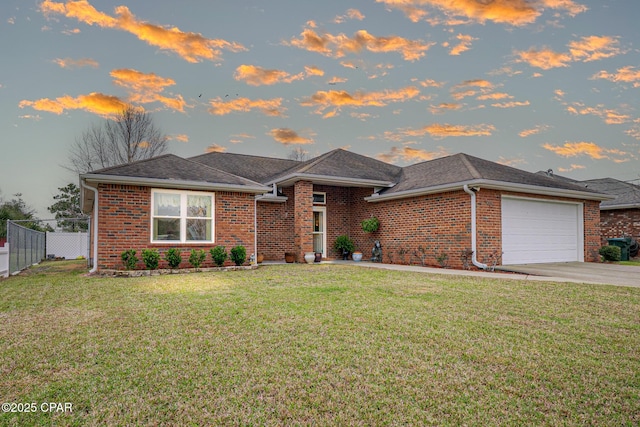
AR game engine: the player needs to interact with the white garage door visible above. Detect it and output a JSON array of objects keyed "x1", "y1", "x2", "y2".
[{"x1": 501, "y1": 197, "x2": 583, "y2": 265}]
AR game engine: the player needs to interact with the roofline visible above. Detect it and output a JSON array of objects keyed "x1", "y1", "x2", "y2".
[
  {"x1": 80, "y1": 173, "x2": 271, "y2": 194},
  {"x1": 268, "y1": 173, "x2": 396, "y2": 188},
  {"x1": 600, "y1": 203, "x2": 640, "y2": 210},
  {"x1": 365, "y1": 179, "x2": 613, "y2": 203}
]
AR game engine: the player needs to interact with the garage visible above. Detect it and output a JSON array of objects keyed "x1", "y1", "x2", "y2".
[{"x1": 501, "y1": 197, "x2": 583, "y2": 265}]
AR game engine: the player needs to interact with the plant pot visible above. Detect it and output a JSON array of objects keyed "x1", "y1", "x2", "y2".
[
  {"x1": 304, "y1": 252, "x2": 315, "y2": 264},
  {"x1": 314, "y1": 252, "x2": 322, "y2": 263},
  {"x1": 284, "y1": 252, "x2": 295, "y2": 263},
  {"x1": 352, "y1": 252, "x2": 363, "y2": 262},
  {"x1": 257, "y1": 253, "x2": 264, "y2": 264}
]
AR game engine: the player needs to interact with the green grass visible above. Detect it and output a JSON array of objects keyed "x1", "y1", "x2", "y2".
[
  {"x1": 619, "y1": 260, "x2": 640, "y2": 266},
  {"x1": 1, "y1": 260, "x2": 639, "y2": 426}
]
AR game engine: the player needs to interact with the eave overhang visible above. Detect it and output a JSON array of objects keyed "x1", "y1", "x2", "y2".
[
  {"x1": 365, "y1": 179, "x2": 613, "y2": 203},
  {"x1": 268, "y1": 173, "x2": 396, "y2": 189},
  {"x1": 600, "y1": 203, "x2": 640, "y2": 210}
]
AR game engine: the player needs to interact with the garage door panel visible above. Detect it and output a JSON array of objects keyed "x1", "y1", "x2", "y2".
[{"x1": 501, "y1": 197, "x2": 582, "y2": 265}]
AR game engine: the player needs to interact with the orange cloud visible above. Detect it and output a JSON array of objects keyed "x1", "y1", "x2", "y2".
[
  {"x1": 568, "y1": 35, "x2": 620, "y2": 62},
  {"x1": 557, "y1": 164, "x2": 586, "y2": 172},
  {"x1": 328, "y1": 76, "x2": 348, "y2": 84},
  {"x1": 40, "y1": 0, "x2": 245, "y2": 63},
  {"x1": 19, "y1": 92, "x2": 128, "y2": 117},
  {"x1": 205, "y1": 144, "x2": 226, "y2": 153},
  {"x1": 566, "y1": 103, "x2": 630, "y2": 125},
  {"x1": 416, "y1": 78, "x2": 446, "y2": 88},
  {"x1": 477, "y1": 92, "x2": 513, "y2": 101},
  {"x1": 269, "y1": 128, "x2": 314, "y2": 145},
  {"x1": 377, "y1": 0, "x2": 586, "y2": 26},
  {"x1": 592, "y1": 66, "x2": 640, "y2": 88},
  {"x1": 110, "y1": 68, "x2": 186, "y2": 112},
  {"x1": 208, "y1": 97, "x2": 286, "y2": 117},
  {"x1": 491, "y1": 100, "x2": 530, "y2": 108},
  {"x1": 287, "y1": 27, "x2": 434, "y2": 61},
  {"x1": 377, "y1": 146, "x2": 449, "y2": 163},
  {"x1": 496, "y1": 156, "x2": 526, "y2": 167},
  {"x1": 519, "y1": 125, "x2": 550, "y2": 137},
  {"x1": 449, "y1": 33, "x2": 476, "y2": 55},
  {"x1": 170, "y1": 134, "x2": 189, "y2": 143},
  {"x1": 516, "y1": 47, "x2": 572, "y2": 69},
  {"x1": 386, "y1": 123, "x2": 495, "y2": 140},
  {"x1": 429, "y1": 103, "x2": 463, "y2": 114},
  {"x1": 53, "y1": 57, "x2": 99, "y2": 68},
  {"x1": 334, "y1": 8, "x2": 365, "y2": 23},
  {"x1": 304, "y1": 65, "x2": 324, "y2": 77},
  {"x1": 542, "y1": 141, "x2": 630, "y2": 162},
  {"x1": 300, "y1": 86, "x2": 420, "y2": 117},
  {"x1": 234, "y1": 65, "x2": 305, "y2": 86}
]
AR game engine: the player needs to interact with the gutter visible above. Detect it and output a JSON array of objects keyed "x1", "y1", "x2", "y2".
[
  {"x1": 365, "y1": 179, "x2": 611, "y2": 203},
  {"x1": 463, "y1": 184, "x2": 488, "y2": 270},
  {"x1": 80, "y1": 180, "x2": 99, "y2": 274},
  {"x1": 81, "y1": 174, "x2": 270, "y2": 194}
]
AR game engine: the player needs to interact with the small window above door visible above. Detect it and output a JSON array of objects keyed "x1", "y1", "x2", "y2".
[{"x1": 313, "y1": 192, "x2": 326, "y2": 204}]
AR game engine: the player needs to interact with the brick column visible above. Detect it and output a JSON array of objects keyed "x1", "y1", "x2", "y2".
[{"x1": 294, "y1": 181, "x2": 314, "y2": 261}]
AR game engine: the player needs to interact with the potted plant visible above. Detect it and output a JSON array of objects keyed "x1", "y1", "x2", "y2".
[
  {"x1": 361, "y1": 216, "x2": 380, "y2": 233},
  {"x1": 284, "y1": 252, "x2": 295, "y2": 263},
  {"x1": 352, "y1": 250, "x2": 363, "y2": 262},
  {"x1": 334, "y1": 235, "x2": 355, "y2": 260}
]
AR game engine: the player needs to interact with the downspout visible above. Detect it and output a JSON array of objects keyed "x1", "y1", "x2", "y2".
[
  {"x1": 463, "y1": 184, "x2": 488, "y2": 270},
  {"x1": 81, "y1": 180, "x2": 99, "y2": 274}
]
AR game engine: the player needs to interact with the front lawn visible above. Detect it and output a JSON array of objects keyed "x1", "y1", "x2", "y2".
[{"x1": 1, "y1": 261, "x2": 639, "y2": 425}]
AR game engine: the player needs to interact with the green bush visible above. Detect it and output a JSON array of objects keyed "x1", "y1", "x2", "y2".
[
  {"x1": 599, "y1": 245, "x2": 621, "y2": 262},
  {"x1": 142, "y1": 248, "x2": 160, "y2": 270},
  {"x1": 189, "y1": 249, "x2": 206, "y2": 269},
  {"x1": 360, "y1": 216, "x2": 380, "y2": 233},
  {"x1": 230, "y1": 245, "x2": 247, "y2": 266},
  {"x1": 165, "y1": 248, "x2": 182, "y2": 269},
  {"x1": 210, "y1": 246, "x2": 227, "y2": 267},
  {"x1": 120, "y1": 249, "x2": 138, "y2": 270},
  {"x1": 334, "y1": 235, "x2": 355, "y2": 255}
]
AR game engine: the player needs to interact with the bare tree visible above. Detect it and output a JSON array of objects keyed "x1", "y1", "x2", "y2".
[
  {"x1": 68, "y1": 105, "x2": 168, "y2": 173},
  {"x1": 287, "y1": 147, "x2": 310, "y2": 162}
]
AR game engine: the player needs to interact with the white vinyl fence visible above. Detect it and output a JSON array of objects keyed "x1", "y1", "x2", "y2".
[
  {"x1": 0, "y1": 243, "x2": 8, "y2": 278},
  {"x1": 46, "y1": 232, "x2": 89, "y2": 260}
]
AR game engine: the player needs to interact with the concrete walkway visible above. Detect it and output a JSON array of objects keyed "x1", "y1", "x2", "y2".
[{"x1": 313, "y1": 260, "x2": 638, "y2": 288}]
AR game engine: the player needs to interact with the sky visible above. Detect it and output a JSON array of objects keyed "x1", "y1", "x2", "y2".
[{"x1": 1, "y1": 0, "x2": 639, "y2": 217}]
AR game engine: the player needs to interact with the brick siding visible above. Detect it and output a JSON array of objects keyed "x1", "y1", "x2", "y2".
[
  {"x1": 600, "y1": 208, "x2": 640, "y2": 244},
  {"x1": 93, "y1": 183, "x2": 256, "y2": 270}
]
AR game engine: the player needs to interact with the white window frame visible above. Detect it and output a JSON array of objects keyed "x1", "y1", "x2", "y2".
[
  {"x1": 313, "y1": 192, "x2": 326, "y2": 204},
  {"x1": 151, "y1": 189, "x2": 215, "y2": 244}
]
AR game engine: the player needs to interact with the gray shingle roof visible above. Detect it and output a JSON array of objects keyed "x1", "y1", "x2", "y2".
[
  {"x1": 268, "y1": 149, "x2": 403, "y2": 184},
  {"x1": 383, "y1": 153, "x2": 601, "y2": 195},
  {"x1": 84, "y1": 154, "x2": 265, "y2": 188},
  {"x1": 581, "y1": 178, "x2": 640, "y2": 208},
  {"x1": 189, "y1": 152, "x2": 301, "y2": 183}
]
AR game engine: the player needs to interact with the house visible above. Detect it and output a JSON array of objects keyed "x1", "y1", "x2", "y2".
[
  {"x1": 80, "y1": 149, "x2": 609, "y2": 271},
  {"x1": 537, "y1": 172, "x2": 640, "y2": 246}
]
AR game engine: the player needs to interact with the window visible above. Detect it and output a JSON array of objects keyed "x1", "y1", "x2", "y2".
[
  {"x1": 313, "y1": 192, "x2": 326, "y2": 204},
  {"x1": 151, "y1": 190, "x2": 214, "y2": 243}
]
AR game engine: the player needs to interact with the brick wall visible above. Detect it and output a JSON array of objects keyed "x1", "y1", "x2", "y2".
[
  {"x1": 294, "y1": 181, "x2": 314, "y2": 261},
  {"x1": 600, "y1": 208, "x2": 640, "y2": 244},
  {"x1": 94, "y1": 184, "x2": 256, "y2": 270},
  {"x1": 256, "y1": 187, "x2": 295, "y2": 261}
]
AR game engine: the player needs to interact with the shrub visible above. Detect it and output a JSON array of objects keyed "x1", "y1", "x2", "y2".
[
  {"x1": 142, "y1": 248, "x2": 160, "y2": 270},
  {"x1": 230, "y1": 245, "x2": 247, "y2": 266},
  {"x1": 121, "y1": 249, "x2": 138, "y2": 270},
  {"x1": 599, "y1": 245, "x2": 621, "y2": 262},
  {"x1": 360, "y1": 216, "x2": 380, "y2": 233},
  {"x1": 165, "y1": 248, "x2": 182, "y2": 269},
  {"x1": 333, "y1": 235, "x2": 355, "y2": 255},
  {"x1": 210, "y1": 246, "x2": 227, "y2": 267},
  {"x1": 189, "y1": 249, "x2": 206, "y2": 269}
]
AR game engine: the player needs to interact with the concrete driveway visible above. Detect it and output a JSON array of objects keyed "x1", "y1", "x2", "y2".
[{"x1": 495, "y1": 262, "x2": 639, "y2": 287}]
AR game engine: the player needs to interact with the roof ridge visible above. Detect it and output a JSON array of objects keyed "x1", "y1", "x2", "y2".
[
  {"x1": 458, "y1": 153, "x2": 482, "y2": 179},
  {"x1": 179, "y1": 156, "x2": 265, "y2": 187},
  {"x1": 294, "y1": 148, "x2": 342, "y2": 174}
]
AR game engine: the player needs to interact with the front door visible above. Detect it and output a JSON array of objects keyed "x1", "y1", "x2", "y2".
[{"x1": 313, "y1": 207, "x2": 326, "y2": 257}]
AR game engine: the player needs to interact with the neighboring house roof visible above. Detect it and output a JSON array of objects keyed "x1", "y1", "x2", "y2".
[
  {"x1": 535, "y1": 172, "x2": 640, "y2": 209},
  {"x1": 81, "y1": 154, "x2": 269, "y2": 194},
  {"x1": 581, "y1": 178, "x2": 640, "y2": 209}
]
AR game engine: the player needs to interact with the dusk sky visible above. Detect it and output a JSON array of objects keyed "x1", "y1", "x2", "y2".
[{"x1": 1, "y1": 0, "x2": 639, "y2": 217}]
